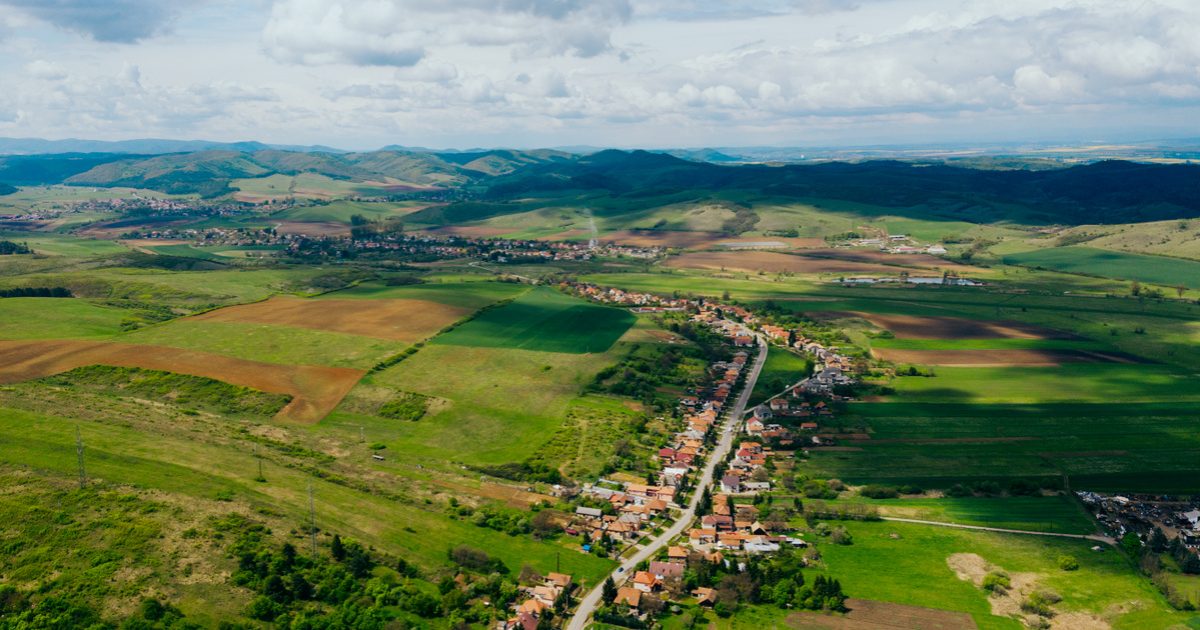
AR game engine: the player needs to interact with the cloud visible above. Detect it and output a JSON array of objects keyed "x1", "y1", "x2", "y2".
[
  {"x1": 0, "y1": 0, "x2": 198, "y2": 42},
  {"x1": 262, "y1": 0, "x2": 632, "y2": 67},
  {"x1": 25, "y1": 60, "x2": 68, "y2": 80}
]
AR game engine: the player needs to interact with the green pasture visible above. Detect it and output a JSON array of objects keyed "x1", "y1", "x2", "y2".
[
  {"x1": 0, "y1": 231, "x2": 127, "y2": 257},
  {"x1": 882, "y1": 364, "x2": 1200, "y2": 403},
  {"x1": 322, "y1": 279, "x2": 527, "y2": 309},
  {"x1": 434, "y1": 286, "x2": 635, "y2": 354},
  {"x1": 0, "y1": 298, "x2": 126, "y2": 339},
  {"x1": 118, "y1": 319, "x2": 398, "y2": 368},
  {"x1": 748, "y1": 348, "x2": 811, "y2": 406},
  {"x1": 273, "y1": 199, "x2": 424, "y2": 224},
  {"x1": 869, "y1": 338, "x2": 1106, "y2": 350},
  {"x1": 0, "y1": 405, "x2": 614, "y2": 585},
  {"x1": 1003, "y1": 247, "x2": 1200, "y2": 289},
  {"x1": 817, "y1": 520, "x2": 1196, "y2": 629}
]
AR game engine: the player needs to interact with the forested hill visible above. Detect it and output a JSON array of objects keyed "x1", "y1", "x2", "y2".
[
  {"x1": 472, "y1": 151, "x2": 1200, "y2": 225},
  {"x1": 2, "y1": 146, "x2": 1197, "y2": 225}
]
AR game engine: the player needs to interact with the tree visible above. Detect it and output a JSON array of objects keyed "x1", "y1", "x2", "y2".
[
  {"x1": 602, "y1": 577, "x2": 617, "y2": 604},
  {"x1": 1131, "y1": 280, "x2": 1142, "y2": 296},
  {"x1": 1150, "y1": 528, "x2": 1169, "y2": 554},
  {"x1": 330, "y1": 534, "x2": 346, "y2": 561},
  {"x1": 1183, "y1": 553, "x2": 1200, "y2": 575},
  {"x1": 1120, "y1": 532, "x2": 1143, "y2": 557}
]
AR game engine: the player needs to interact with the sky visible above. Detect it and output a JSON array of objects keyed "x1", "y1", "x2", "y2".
[{"x1": 1, "y1": 0, "x2": 1198, "y2": 150}]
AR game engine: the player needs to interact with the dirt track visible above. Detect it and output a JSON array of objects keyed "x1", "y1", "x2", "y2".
[
  {"x1": 0, "y1": 339, "x2": 362, "y2": 423},
  {"x1": 192, "y1": 296, "x2": 470, "y2": 341}
]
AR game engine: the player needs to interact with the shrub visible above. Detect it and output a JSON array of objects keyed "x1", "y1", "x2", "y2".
[
  {"x1": 1057, "y1": 555, "x2": 1079, "y2": 571},
  {"x1": 982, "y1": 571, "x2": 1010, "y2": 593},
  {"x1": 859, "y1": 485, "x2": 899, "y2": 499}
]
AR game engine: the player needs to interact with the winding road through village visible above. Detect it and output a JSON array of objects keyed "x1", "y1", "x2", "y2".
[{"x1": 566, "y1": 335, "x2": 768, "y2": 630}]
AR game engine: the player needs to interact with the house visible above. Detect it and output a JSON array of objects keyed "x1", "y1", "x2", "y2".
[
  {"x1": 800, "y1": 422, "x2": 819, "y2": 431},
  {"x1": 648, "y1": 561, "x2": 685, "y2": 580},
  {"x1": 546, "y1": 573, "x2": 572, "y2": 590},
  {"x1": 720, "y1": 474, "x2": 742, "y2": 494},
  {"x1": 689, "y1": 528, "x2": 717, "y2": 547},
  {"x1": 501, "y1": 611, "x2": 539, "y2": 630},
  {"x1": 769, "y1": 398, "x2": 790, "y2": 413},
  {"x1": 614, "y1": 586, "x2": 642, "y2": 610},
  {"x1": 631, "y1": 571, "x2": 661, "y2": 592},
  {"x1": 517, "y1": 598, "x2": 550, "y2": 616},
  {"x1": 746, "y1": 418, "x2": 764, "y2": 435},
  {"x1": 701, "y1": 514, "x2": 734, "y2": 531},
  {"x1": 668, "y1": 545, "x2": 689, "y2": 560},
  {"x1": 693, "y1": 587, "x2": 718, "y2": 607},
  {"x1": 575, "y1": 506, "x2": 603, "y2": 518},
  {"x1": 743, "y1": 481, "x2": 771, "y2": 493}
]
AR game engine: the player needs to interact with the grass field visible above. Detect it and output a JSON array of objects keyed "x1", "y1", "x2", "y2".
[
  {"x1": 882, "y1": 364, "x2": 1200, "y2": 403},
  {"x1": 816, "y1": 520, "x2": 1198, "y2": 629},
  {"x1": 435, "y1": 286, "x2": 635, "y2": 354},
  {"x1": 0, "y1": 298, "x2": 127, "y2": 339},
  {"x1": 748, "y1": 348, "x2": 811, "y2": 406},
  {"x1": 1003, "y1": 246, "x2": 1200, "y2": 289}
]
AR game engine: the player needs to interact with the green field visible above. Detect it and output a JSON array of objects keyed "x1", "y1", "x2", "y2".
[
  {"x1": 805, "y1": 401, "x2": 1200, "y2": 492},
  {"x1": 883, "y1": 364, "x2": 1200, "y2": 403},
  {"x1": 1003, "y1": 246, "x2": 1200, "y2": 289},
  {"x1": 748, "y1": 348, "x2": 811, "y2": 406},
  {"x1": 0, "y1": 298, "x2": 127, "y2": 339},
  {"x1": 435, "y1": 286, "x2": 635, "y2": 354},
  {"x1": 817, "y1": 520, "x2": 1197, "y2": 629},
  {"x1": 857, "y1": 495, "x2": 1098, "y2": 534}
]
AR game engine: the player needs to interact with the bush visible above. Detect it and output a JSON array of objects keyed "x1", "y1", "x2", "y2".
[
  {"x1": 859, "y1": 485, "x2": 899, "y2": 499},
  {"x1": 378, "y1": 393, "x2": 429, "y2": 421},
  {"x1": 982, "y1": 571, "x2": 1010, "y2": 593},
  {"x1": 1057, "y1": 555, "x2": 1079, "y2": 571}
]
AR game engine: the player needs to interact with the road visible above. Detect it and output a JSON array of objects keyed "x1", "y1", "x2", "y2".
[
  {"x1": 567, "y1": 336, "x2": 768, "y2": 630},
  {"x1": 880, "y1": 517, "x2": 1115, "y2": 544}
]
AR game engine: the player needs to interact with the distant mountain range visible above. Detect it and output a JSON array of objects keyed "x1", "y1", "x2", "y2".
[{"x1": 2, "y1": 142, "x2": 1198, "y2": 225}]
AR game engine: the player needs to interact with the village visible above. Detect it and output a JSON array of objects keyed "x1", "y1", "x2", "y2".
[
  {"x1": 491, "y1": 283, "x2": 862, "y2": 628},
  {"x1": 1078, "y1": 491, "x2": 1200, "y2": 551}
]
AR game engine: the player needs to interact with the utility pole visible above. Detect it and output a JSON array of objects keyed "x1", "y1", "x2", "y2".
[
  {"x1": 307, "y1": 483, "x2": 317, "y2": 556},
  {"x1": 75, "y1": 427, "x2": 86, "y2": 489},
  {"x1": 359, "y1": 426, "x2": 365, "y2": 443}
]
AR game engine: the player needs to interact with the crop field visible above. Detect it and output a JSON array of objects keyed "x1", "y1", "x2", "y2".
[
  {"x1": 806, "y1": 400, "x2": 1200, "y2": 492},
  {"x1": 830, "y1": 312, "x2": 1075, "y2": 340},
  {"x1": 192, "y1": 295, "x2": 471, "y2": 341},
  {"x1": 435, "y1": 286, "x2": 635, "y2": 354},
  {"x1": 845, "y1": 495, "x2": 1097, "y2": 534},
  {"x1": 0, "y1": 339, "x2": 362, "y2": 423},
  {"x1": 325, "y1": 279, "x2": 527, "y2": 307},
  {"x1": 871, "y1": 347, "x2": 1144, "y2": 366},
  {"x1": 666, "y1": 251, "x2": 920, "y2": 275},
  {"x1": 1003, "y1": 246, "x2": 1200, "y2": 288}
]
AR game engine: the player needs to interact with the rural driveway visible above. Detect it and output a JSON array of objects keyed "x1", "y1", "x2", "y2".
[
  {"x1": 880, "y1": 517, "x2": 1115, "y2": 544},
  {"x1": 566, "y1": 336, "x2": 768, "y2": 630}
]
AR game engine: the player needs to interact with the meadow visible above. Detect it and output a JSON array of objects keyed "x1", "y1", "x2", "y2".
[
  {"x1": 748, "y1": 348, "x2": 812, "y2": 406},
  {"x1": 837, "y1": 494, "x2": 1098, "y2": 534},
  {"x1": 434, "y1": 286, "x2": 635, "y2": 354},
  {"x1": 1003, "y1": 246, "x2": 1200, "y2": 289}
]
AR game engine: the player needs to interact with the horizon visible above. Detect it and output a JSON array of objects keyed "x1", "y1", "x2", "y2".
[{"x1": 2, "y1": 1, "x2": 1199, "y2": 149}]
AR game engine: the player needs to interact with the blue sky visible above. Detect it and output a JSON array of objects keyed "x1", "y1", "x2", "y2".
[{"x1": 1, "y1": 0, "x2": 1198, "y2": 149}]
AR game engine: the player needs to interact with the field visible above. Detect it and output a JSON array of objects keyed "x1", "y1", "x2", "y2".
[
  {"x1": 846, "y1": 495, "x2": 1098, "y2": 534},
  {"x1": 832, "y1": 312, "x2": 1076, "y2": 340},
  {"x1": 815, "y1": 520, "x2": 1198, "y2": 629},
  {"x1": 870, "y1": 347, "x2": 1143, "y2": 366},
  {"x1": 0, "y1": 298, "x2": 128, "y2": 339},
  {"x1": 192, "y1": 295, "x2": 472, "y2": 341},
  {"x1": 1003, "y1": 246, "x2": 1200, "y2": 289},
  {"x1": 0, "y1": 339, "x2": 362, "y2": 423},
  {"x1": 787, "y1": 599, "x2": 977, "y2": 629},
  {"x1": 806, "y1": 399, "x2": 1200, "y2": 492},
  {"x1": 435, "y1": 286, "x2": 635, "y2": 354},
  {"x1": 749, "y1": 348, "x2": 812, "y2": 406},
  {"x1": 665, "y1": 251, "x2": 923, "y2": 276}
]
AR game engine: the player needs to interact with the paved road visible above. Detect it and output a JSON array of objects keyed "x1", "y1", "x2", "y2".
[
  {"x1": 880, "y1": 517, "x2": 1115, "y2": 544},
  {"x1": 567, "y1": 336, "x2": 768, "y2": 630}
]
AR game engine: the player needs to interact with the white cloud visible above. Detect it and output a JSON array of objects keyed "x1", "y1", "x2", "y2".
[
  {"x1": 25, "y1": 60, "x2": 68, "y2": 80},
  {"x1": 0, "y1": 0, "x2": 201, "y2": 42},
  {"x1": 262, "y1": 0, "x2": 632, "y2": 67}
]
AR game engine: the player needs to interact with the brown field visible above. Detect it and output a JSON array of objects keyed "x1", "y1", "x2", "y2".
[
  {"x1": 419, "y1": 226, "x2": 513, "y2": 238},
  {"x1": 0, "y1": 339, "x2": 362, "y2": 423},
  {"x1": 666, "y1": 251, "x2": 903, "y2": 275},
  {"x1": 871, "y1": 348, "x2": 1143, "y2": 367},
  {"x1": 273, "y1": 221, "x2": 350, "y2": 236},
  {"x1": 806, "y1": 248, "x2": 973, "y2": 270},
  {"x1": 788, "y1": 598, "x2": 976, "y2": 629},
  {"x1": 192, "y1": 296, "x2": 470, "y2": 341},
  {"x1": 819, "y1": 312, "x2": 1076, "y2": 340}
]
